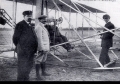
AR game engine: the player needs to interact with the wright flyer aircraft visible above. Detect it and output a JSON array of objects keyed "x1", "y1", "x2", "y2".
[{"x1": 0, "y1": 0, "x2": 120, "y2": 70}]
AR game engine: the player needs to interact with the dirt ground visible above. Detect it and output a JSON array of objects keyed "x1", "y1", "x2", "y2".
[{"x1": 0, "y1": 29, "x2": 120, "y2": 81}]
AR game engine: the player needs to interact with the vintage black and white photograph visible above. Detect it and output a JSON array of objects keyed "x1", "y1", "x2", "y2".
[{"x1": 0, "y1": 0, "x2": 120, "y2": 81}]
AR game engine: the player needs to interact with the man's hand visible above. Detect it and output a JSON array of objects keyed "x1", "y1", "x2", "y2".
[
  {"x1": 97, "y1": 31, "x2": 103, "y2": 36},
  {"x1": 100, "y1": 36, "x2": 103, "y2": 39},
  {"x1": 97, "y1": 31, "x2": 103, "y2": 39}
]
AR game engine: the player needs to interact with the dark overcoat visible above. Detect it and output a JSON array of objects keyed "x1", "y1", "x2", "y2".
[
  {"x1": 101, "y1": 22, "x2": 115, "y2": 48},
  {"x1": 13, "y1": 20, "x2": 38, "y2": 81},
  {"x1": 13, "y1": 20, "x2": 38, "y2": 53}
]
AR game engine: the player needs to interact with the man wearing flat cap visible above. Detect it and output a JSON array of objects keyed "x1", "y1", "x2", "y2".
[
  {"x1": 13, "y1": 10, "x2": 38, "y2": 81},
  {"x1": 38, "y1": 15, "x2": 47, "y2": 20},
  {"x1": 34, "y1": 15, "x2": 50, "y2": 80},
  {"x1": 99, "y1": 14, "x2": 115, "y2": 67}
]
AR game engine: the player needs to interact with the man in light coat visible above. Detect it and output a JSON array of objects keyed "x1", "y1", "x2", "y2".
[{"x1": 34, "y1": 15, "x2": 50, "y2": 80}]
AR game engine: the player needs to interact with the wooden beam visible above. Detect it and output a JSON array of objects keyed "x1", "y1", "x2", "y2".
[
  {"x1": 45, "y1": 0, "x2": 48, "y2": 16},
  {"x1": 35, "y1": 0, "x2": 42, "y2": 26},
  {"x1": 60, "y1": 0, "x2": 120, "y2": 38},
  {"x1": 74, "y1": 48, "x2": 92, "y2": 60},
  {"x1": 0, "y1": 0, "x2": 2, "y2": 9},
  {"x1": 49, "y1": 52, "x2": 65, "y2": 63},
  {"x1": 41, "y1": 0, "x2": 44, "y2": 15},
  {"x1": 74, "y1": 1, "x2": 104, "y2": 21},
  {"x1": 93, "y1": 67, "x2": 120, "y2": 70},
  {"x1": 12, "y1": 0, "x2": 17, "y2": 48},
  {"x1": 104, "y1": 60, "x2": 117, "y2": 68},
  {"x1": 53, "y1": 0, "x2": 104, "y2": 67}
]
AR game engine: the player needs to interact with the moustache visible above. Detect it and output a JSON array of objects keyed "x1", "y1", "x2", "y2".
[{"x1": 28, "y1": 18, "x2": 32, "y2": 21}]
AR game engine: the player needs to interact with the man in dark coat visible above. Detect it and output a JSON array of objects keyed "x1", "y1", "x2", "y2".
[
  {"x1": 45, "y1": 21, "x2": 74, "y2": 52},
  {"x1": 99, "y1": 14, "x2": 115, "y2": 66},
  {"x1": 13, "y1": 10, "x2": 38, "y2": 81}
]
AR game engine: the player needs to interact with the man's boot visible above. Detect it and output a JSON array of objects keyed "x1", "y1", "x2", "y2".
[
  {"x1": 41, "y1": 62, "x2": 50, "y2": 76},
  {"x1": 35, "y1": 64, "x2": 44, "y2": 80}
]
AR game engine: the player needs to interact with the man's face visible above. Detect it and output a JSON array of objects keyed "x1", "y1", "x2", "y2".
[
  {"x1": 103, "y1": 18, "x2": 110, "y2": 23},
  {"x1": 24, "y1": 15, "x2": 32, "y2": 23},
  {"x1": 40, "y1": 18, "x2": 47, "y2": 24}
]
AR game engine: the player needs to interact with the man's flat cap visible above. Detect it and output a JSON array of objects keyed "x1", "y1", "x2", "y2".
[
  {"x1": 103, "y1": 14, "x2": 110, "y2": 19},
  {"x1": 38, "y1": 15, "x2": 47, "y2": 20},
  {"x1": 23, "y1": 10, "x2": 32, "y2": 16}
]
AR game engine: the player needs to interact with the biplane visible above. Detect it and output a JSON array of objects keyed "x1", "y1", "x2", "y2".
[{"x1": 0, "y1": 0, "x2": 120, "y2": 70}]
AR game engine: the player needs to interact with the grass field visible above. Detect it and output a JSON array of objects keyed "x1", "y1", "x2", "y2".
[{"x1": 0, "y1": 28, "x2": 120, "y2": 81}]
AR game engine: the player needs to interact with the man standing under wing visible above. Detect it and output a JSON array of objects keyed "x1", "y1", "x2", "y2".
[
  {"x1": 99, "y1": 14, "x2": 115, "y2": 67},
  {"x1": 13, "y1": 10, "x2": 38, "y2": 81},
  {"x1": 34, "y1": 15, "x2": 50, "y2": 80}
]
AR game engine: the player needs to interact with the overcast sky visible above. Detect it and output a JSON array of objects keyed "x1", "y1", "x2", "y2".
[
  {"x1": 74, "y1": 0, "x2": 120, "y2": 27},
  {"x1": 0, "y1": 0, "x2": 120, "y2": 28}
]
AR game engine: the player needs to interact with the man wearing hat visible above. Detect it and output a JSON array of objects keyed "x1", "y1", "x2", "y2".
[
  {"x1": 45, "y1": 18, "x2": 74, "y2": 52},
  {"x1": 13, "y1": 10, "x2": 38, "y2": 81},
  {"x1": 34, "y1": 15, "x2": 50, "y2": 80},
  {"x1": 99, "y1": 14, "x2": 115, "y2": 67},
  {"x1": 0, "y1": 12, "x2": 6, "y2": 25}
]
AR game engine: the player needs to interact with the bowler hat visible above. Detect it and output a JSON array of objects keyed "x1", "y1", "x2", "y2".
[
  {"x1": 38, "y1": 15, "x2": 47, "y2": 20},
  {"x1": 103, "y1": 14, "x2": 110, "y2": 19},
  {"x1": 23, "y1": 10, "x2": 32, "y2": 16}
]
